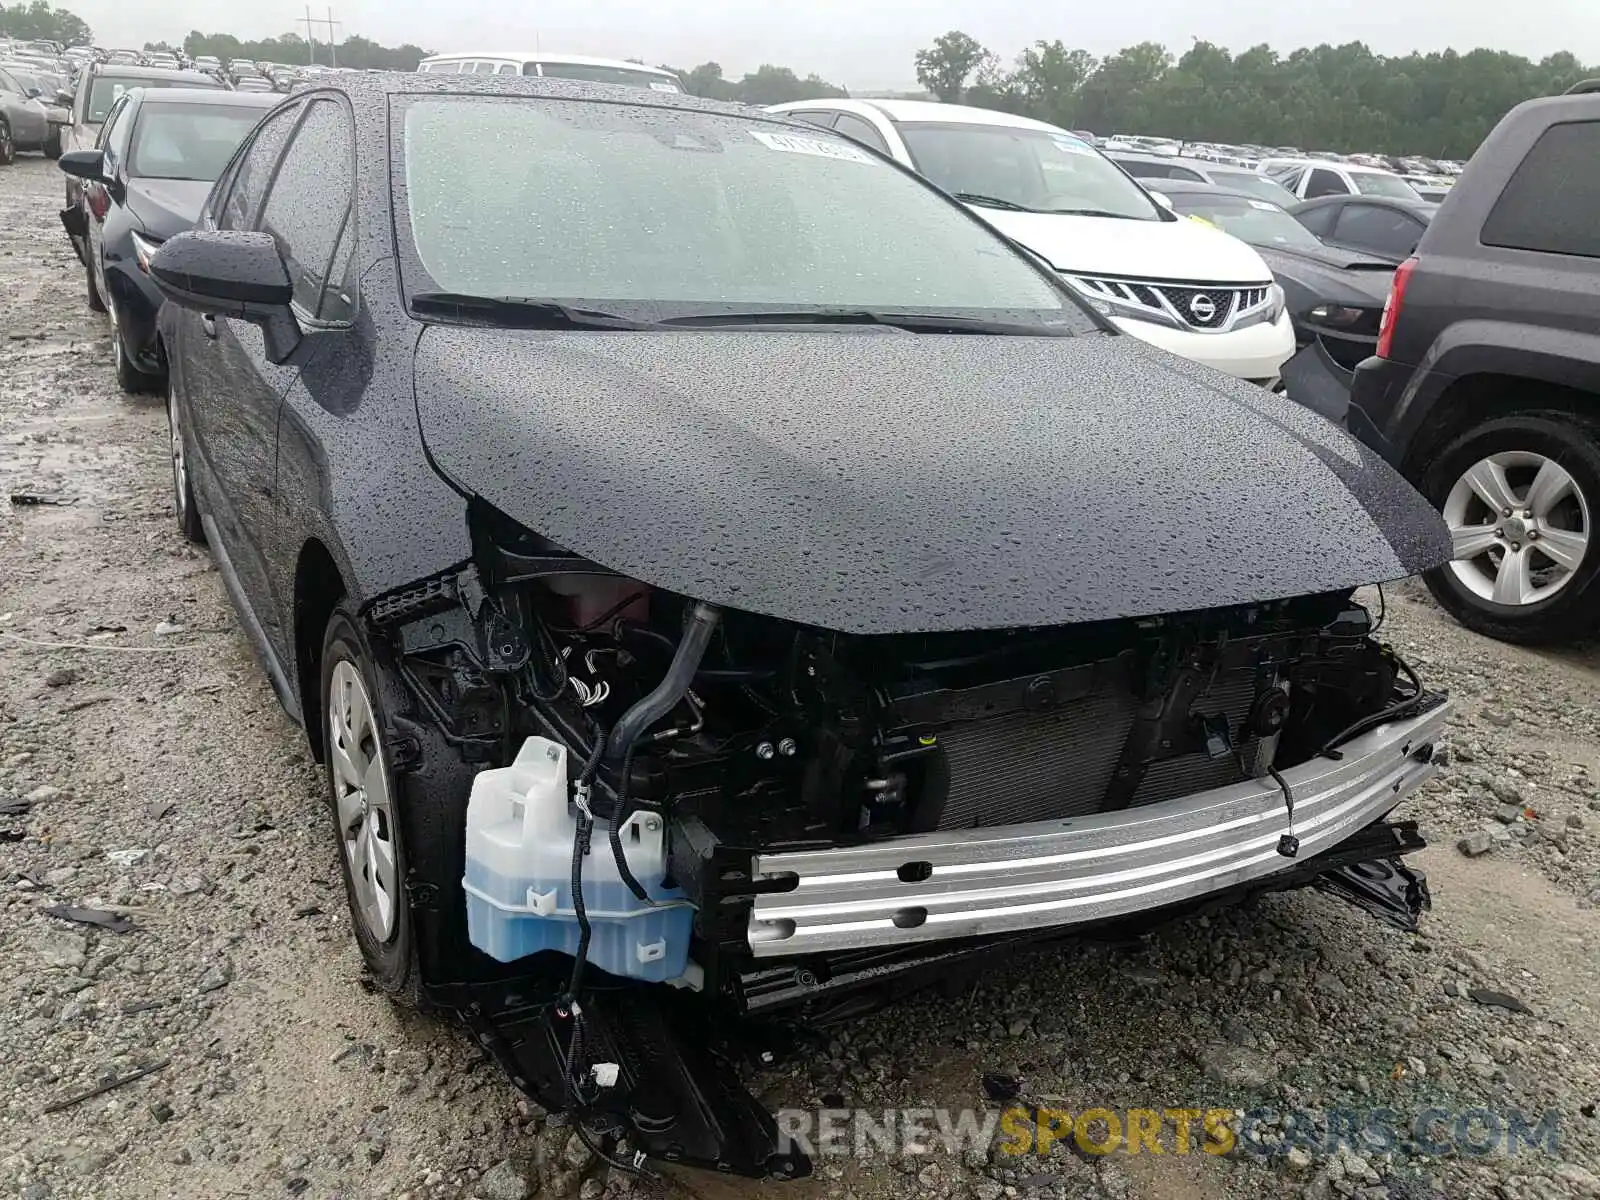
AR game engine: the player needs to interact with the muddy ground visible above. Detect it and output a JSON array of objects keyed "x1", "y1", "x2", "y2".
[{"x1": 2, "y1": 154, "x2": 1598, "y2": 1200}]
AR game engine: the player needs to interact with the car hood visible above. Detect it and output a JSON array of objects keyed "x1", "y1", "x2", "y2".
[
  {"x1": 1255, "y1": 243, "x2": 1395, "y2": 306},
  {"x1": 124, "y1": 179, "x2": 213, "y2": 240},
  {"x1": 976, "y1": 208, "x2": 1273, "y2": 284},
  {"x1": 413, "y1": 327, "x2": 1449, "y2": 635}
]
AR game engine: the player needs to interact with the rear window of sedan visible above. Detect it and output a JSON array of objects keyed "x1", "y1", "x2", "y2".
[
  {"x1": 88, "y1": 74, "x2": 221, "y2": 123},
  {"x1": 393, "y1": 95, "x2": 1087, "y2": 325}
]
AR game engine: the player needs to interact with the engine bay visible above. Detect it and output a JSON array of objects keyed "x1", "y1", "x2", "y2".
[{"x1": 370, "y1": 506, "x2": 1424, "y2": 975}]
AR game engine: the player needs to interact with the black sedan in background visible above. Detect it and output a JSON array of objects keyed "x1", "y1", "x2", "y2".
[
  {"x1": 1288, "y1": 193, "x2": 1438, "y2": 264},
  {"x1": 57, "y1": 87, "x2": 279, "y2": 391},
  {"x1": 59, "y1": 63, "x2": 225, "y2": 260},
  {"x1": 1144, "y1": 179, "x2": 1398, "y2": 371}
]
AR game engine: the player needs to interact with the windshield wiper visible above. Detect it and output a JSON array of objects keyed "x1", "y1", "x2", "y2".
[
  {"x1": 1044, "y1": 207, "x2": 1144, "y2": 219},
  {"x1": 655, "y1": 309, "x2": 1071, "y2": 335},
  {"x1": 409, "y1": 291, "x2": 654, "y2": 330},
  {"x1": 952, "y1": 192, "x2": 1034, "y2": 212}
]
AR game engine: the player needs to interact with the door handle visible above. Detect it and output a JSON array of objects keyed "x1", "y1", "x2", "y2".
[{"x1": 200, "y1": 314, "x2": 216, "y2": 338}]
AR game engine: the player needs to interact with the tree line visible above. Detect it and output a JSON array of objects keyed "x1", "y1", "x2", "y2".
[
  {"x1": 157, "y1": 32, "x2": 429, "y2": 71},
  {"x1": 0, "y1": 1, "x2": 89, "y2": 45},
  {"x1": 911, "y1": 31, "x2": 1595, "y2": 158},
  {"x1": 8, "y1": 2, "x2": 1590, "y2": 157}
]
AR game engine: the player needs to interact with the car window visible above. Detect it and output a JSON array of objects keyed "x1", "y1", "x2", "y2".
[
  {"x1": 1351, "y1": 172, "x2": 1423, "y2": 200},
  {"x1": 1331, "y1": 203, "x2": 1424, "y2": 257},
  {"x1": 318, "y1": 220, "x2": 357, "y2": 322},
  {"x1": 128, "y1": 103, "x2": 272, "y2": 182},
  {"x1": 87, "y1": 74, "x2": 219, "y2": 124},
  {"x1": 1173, "y1": 193, "x2": 1325, "y2": 250},
  {"x1": 526, "y1": 61, "x2": 683, "y2": 91},
  {"x1": 1115, "y1": 159, "x2": 1167, "y2": 178},
  {"x1": 0, "y1": 69, "x2": 19, "y2": 93},
  {"x1": 1168, "y1": 165, "x2": 1206, "y2": 181},
  {"x1": 1482, "y1": 121, "x2": 1600, "y2": 259},
  {"x1": 497, "y1": 63, "x2": 516, "y2": 75},
  {"x1": 782, "y1": 110, "x2": 836, "y2": 129},
  {"x1": 218, "y1": 101, "x2": 303, "y2": 231},
  {"x1": 898, "y1": 121, "x2": 1163, "y2": 220},
  {"x1": 95, "y1": 94, "x2": 130, "y2": 151},
  {"x1": 258, "y1": 99, "x2": 355, "y2": 318},
  {"x1": 1294, "y1": 202, "x2": 1338, "y2": 236},
  {"x1": 396, "y1": 96, "x2": 1084, "y2": 326},
  {"x1": 832, "y1": 112, "x2": 890, "y2": 155},
  {"x1": 1210, "y1": 171, "x2": 1298, "y2": 206},
  {"x1": 1304, "y1": 168, "x2": 1349, "y2": 198},
  {"x1": 473, "y1": 62, "x2": 495, "y2": 74}
]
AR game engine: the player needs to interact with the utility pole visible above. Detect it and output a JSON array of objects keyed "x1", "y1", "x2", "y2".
[{"x1": 300, "y1": 6, "x2": 341, "y2": 67}]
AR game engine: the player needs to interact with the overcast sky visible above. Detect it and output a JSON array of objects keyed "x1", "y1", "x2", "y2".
[{"x1": 71, "y1": 0, "x2": 1600, "y2": 89}]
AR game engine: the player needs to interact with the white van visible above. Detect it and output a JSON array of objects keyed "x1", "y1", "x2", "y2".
[
  {"x1": 770, "y1": 98, "x2": 1295, "y2": 386},
  {"x1": 417, "y1": 52, "x2": 683, "y2": 92}
]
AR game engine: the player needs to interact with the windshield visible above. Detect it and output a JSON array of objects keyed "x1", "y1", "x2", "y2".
[
  {"x1": 1352, "y1": 172, "x2": 1423, "y2": 200},
  {"x1": 88, "y1": 74, "x2": 219, "y2": 123},
  {"x1": 395, "y1": 96, "x2": 1085, "y2": 327},
  {"x1": 129, "y1": 104, "x2": 267, "y2": 181},
  {"x1": 1170, "y1": 194, "x2": 1325, "y2": 251},
  {"x1": 525, "y1": 61, "x2": 682, "y2": 92},
  {"x1": 1208, "y1": 170, "x2": 1298, "y2": 207},
  {"x1": 897, "y1": 121, "x2": 1161, "y2": 220}
]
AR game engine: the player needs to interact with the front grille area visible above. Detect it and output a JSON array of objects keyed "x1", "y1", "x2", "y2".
[
  {"x1": 1158, "y1": 286, "x2": 1236, "y2": 330},
  {"x1": 1071, "y1": 276, "x2": 1273, "y2": 331},
  {"x1": 931, "y1": 673, "x2": 1261, "y2": 829},
  {"x1": 935, "y1": 691, "x2": 1138, "y2": 828}
]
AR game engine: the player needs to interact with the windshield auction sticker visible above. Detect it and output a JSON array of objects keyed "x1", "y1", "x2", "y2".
[{"x1": 750, "y1": 129, "x2": 875, "y2": 163}]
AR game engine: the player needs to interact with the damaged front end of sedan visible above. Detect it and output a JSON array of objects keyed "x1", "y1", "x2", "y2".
[{"x1": 361, "y1": 498, "x2": 1448, "y2": 1180}]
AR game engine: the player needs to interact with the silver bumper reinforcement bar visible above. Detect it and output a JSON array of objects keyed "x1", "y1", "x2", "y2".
[{"x1": 746, "y1": 700, "x2": 1449, "y2": 957}]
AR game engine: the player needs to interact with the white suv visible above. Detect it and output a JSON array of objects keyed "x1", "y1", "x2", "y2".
[
  {"x1": 1258, "y1": 158, "x2": 1425, "y2": 202},
  {"x1": 769, "y1": 99, "x2": 1295, "y2": 385}
]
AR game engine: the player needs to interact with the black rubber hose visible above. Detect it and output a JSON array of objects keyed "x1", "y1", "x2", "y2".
[
  {"x1": 606, "y1": 601, "x2": 720, "y2": 764},
  {"x1": 565, "y1": 722, "x2": 606, "y2": 999},
  {"x1": 606, "y1": 743, "x2": 656, "y2": 905}
]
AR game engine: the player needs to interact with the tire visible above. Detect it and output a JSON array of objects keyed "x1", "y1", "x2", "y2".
[
  {"x1": 85, "y1": 254, "x2": 105, "y2": 312},
  {"x1": 322, "y1": 604, "x2": 425, "y2": 1006},
  {"x1": 1420, "y1": 410, "x2": 1600, "y2": 645},
  {"x1": 0, "y1": 119, "x2": 15, "y2": 166},
  {"x1": 108, "y1": 296, "x2": 160, "y2": 392},
  {"x1": 44, "y1": 128, "x2": 61, "y2": 159},
  {"x1": 166, "y1": 372, "x2": 204, "y2": 543}
]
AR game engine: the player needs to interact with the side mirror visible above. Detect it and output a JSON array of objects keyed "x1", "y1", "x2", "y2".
[
  {"x1": 149, "y1": 230, "x2": 301, "y2": 364},
  {"x1": 26, "y1": 86, "x2": 41, "y2": 99},
  {"x1": 1150, "y1": 191, "x2": 1175, "y2": 211},
  {"x1": 57, "y1": 89, "x2": 73, "y2": 105},
  {"x1": 57, "y1": 148, "x2": 105, "y2": 180}
]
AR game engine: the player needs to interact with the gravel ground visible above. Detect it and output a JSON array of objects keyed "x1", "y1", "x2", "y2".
[{"x1": 2, "y1": 154, "x2": 1599, "y2": 1200}]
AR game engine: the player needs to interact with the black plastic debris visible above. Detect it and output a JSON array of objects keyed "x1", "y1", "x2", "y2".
[
  {"x1": 42, "y1": 1059, "x2": 170, "y2": 1114},
  {"x1": 981, "y1": 1072, "x2": 1024, "y2": 1103},
  {"x1": 43, "y1": 905, "x2": 136, "y2": 934},
  {"x1": 0, "y1": 799, "x2": 35, "y2": 816},
  {"x1": 9, "y1": 492, "x2": 78, "y2": 507},
  {"x1": 1468, "y1": 988, "x2": 1534, "y2": 1015}
]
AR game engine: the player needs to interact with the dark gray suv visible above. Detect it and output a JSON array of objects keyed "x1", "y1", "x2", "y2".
[{"x1": 1349, "y1": 88, "x2": 1600, "y2": 645}]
